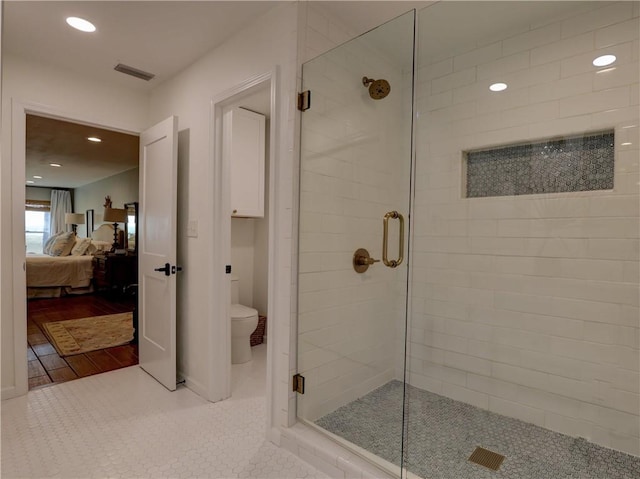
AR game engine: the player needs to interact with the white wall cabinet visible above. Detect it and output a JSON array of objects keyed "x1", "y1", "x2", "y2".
[{"x1": 225, "y1": 107, "x2": 266, "y2": 218}]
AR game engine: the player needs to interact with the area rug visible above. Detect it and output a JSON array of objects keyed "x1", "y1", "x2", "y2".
[{"x1": 41, "y1": 312, "x2": 134, "y2": 357}]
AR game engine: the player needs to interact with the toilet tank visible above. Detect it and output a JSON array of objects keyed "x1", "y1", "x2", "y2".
[{"x1": 231, "y1": 276, "x2": 239, "y2": 304}]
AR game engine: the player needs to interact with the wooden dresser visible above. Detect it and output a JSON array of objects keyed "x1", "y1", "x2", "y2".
[{"x1": 93, "y1": 253, "x2": 138, "y2": 293}]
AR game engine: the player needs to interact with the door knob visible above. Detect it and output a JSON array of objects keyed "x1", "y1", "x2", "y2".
[{"x1": 154, "y1": 263, "x2": 171, "y2": 276}]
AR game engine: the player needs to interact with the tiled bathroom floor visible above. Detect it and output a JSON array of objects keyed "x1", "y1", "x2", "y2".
[
  {"x1": 316, "y1": 380, "x2": 640, "y2": 479},
  {"x1": 2, "y1": 344, "x2": 328, "y2": 479}
]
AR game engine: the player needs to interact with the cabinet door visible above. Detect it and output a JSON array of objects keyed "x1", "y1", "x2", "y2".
[{"x1": 227, "y1": 107, "x2": 266, "y2": 217}]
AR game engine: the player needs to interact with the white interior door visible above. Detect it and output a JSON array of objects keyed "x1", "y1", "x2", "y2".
[{"x1": 138, "y1": 116, "x2": 178, "y2": 391}]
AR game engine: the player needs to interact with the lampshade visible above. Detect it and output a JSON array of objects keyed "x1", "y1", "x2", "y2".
[
  {"x1": 103, "y1": 207, "x2": 127, "y2": 223},
  {"x1": 65, "y1": 213, "x2": 85, "y2": 225}
]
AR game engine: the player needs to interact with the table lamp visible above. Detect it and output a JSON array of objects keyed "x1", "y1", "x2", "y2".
[
  {"x1": 103, "y1": 207, "x2": 127, "y2": 251},
  {"x1": 64, "y1": 213, "x2": 85, "y2": 235}
]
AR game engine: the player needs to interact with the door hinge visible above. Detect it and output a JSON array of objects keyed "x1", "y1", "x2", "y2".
[
  {"x1": 298, "y1": 91, "x2": 311, "y2": 111},
  {"x1": 292, "y1": 373, "x2": 305, "y2": 394},
  {"x1": 225, "y1": 265, "x2": 232, "y2": 274}
]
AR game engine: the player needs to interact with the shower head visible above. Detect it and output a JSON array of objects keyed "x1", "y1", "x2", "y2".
[{"x1": 362, "y1": 76, "x2": 390, "y2": 100}]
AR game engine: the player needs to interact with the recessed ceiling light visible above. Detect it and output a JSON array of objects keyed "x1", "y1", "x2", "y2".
[
  {"x1": 26, "y1": 180, "x2": 35, "y2": 184},
  {"x1": 593, "y1": 54, "x2": 616, "y2": 67},
  {"x1": 49, "y1": 163, "x2": 62, "y2": 167},
  {"x1": 87, "y1": 136, "x2": 102, "y2": 142},
  {"x1": 33, "y1": 175, "x2": 42, "y2": 179},
  {"x1": 489, "y1": 82, "x2": 508, "y2": 92},
  {"x1": 66, "y1": 17, "x2": 96, "y2": 33}
]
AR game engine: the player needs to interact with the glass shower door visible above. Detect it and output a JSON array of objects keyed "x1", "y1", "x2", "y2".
[{"x1": 296, "y1": 10, "x2": 415, "y2": 476}]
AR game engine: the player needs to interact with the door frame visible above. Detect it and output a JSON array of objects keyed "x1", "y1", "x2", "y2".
[
  {"x1": 208, "y1": 68, "x2": 278, "y2": 414},
  {"x1": 6, "y1": 99, "x2": 140, "y2": 399}
]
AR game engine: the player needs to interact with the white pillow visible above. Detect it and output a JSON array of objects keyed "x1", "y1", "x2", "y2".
[
  {"x1": 48, "y1": 232, "x2": 76, "y2": 257},
  {"x1": 70, "y1": 237, "x2": 92, "y2": 256},
  {"x1": 88, "y1": 240, "x2": 112, "y2": 254},
  {"x1": 43, "y1": 232, "x2": 62, "y2": 254}
]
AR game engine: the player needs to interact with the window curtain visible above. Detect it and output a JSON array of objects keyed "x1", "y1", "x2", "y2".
[{"x1": 49, "y1": 190, "x2": 72, "y2": 236}]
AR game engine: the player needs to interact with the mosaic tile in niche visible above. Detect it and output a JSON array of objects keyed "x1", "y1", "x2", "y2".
[{"x1": 466, "y1": 131, "x2": 614, "y2": 198}]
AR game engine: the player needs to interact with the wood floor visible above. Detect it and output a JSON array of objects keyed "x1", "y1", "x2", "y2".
[{"x1": 27, "y1": 294, "x2": 138, "y2": 390}]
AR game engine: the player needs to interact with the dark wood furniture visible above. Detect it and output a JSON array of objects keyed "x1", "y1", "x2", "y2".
[{"x1": 93, "y1": 253, "x2": 138, "y2": 294}]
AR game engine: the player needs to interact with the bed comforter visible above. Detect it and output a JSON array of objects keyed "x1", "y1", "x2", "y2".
[{"x1": 26, "y1": 254, "x2": 94, "y2": 288}]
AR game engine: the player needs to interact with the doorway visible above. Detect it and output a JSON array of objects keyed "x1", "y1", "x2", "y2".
[
  {"x1": 227, "y1": 86, "x2": 271, "y2": 398},
  {"x1": 11, "y1": 103, "x2": 142, "y2": 395},
  {"x1": 209, "y1": 70, "x2": 277, "y2": 406},
  {"x1": 26, "y1": 114, "x2": 140, "y2": 389}
]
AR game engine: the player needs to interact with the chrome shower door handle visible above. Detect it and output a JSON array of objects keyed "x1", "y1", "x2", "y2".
[{"x1": 382, "y1": 211, "x2": 404, "y2": 268}]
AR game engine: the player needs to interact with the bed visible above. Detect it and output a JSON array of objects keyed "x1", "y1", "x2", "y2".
[
  {"x1": 26, "y1": 254, "x2": 95, "y2": 298},
  {"x1": 26, "y1": 224, "x2": 122, "y2": 298}
]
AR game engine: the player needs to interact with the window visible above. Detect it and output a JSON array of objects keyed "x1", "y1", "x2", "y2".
[{"x1": 25, "y1": 200, "x2": 51, "y2": 254}]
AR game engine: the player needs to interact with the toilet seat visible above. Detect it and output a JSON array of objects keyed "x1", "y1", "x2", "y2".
[{"x1": 231, "y1": 303, "x2": 258, "y2": 319}]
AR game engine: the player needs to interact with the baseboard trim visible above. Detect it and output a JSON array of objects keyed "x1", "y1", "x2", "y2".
[
  {"x1": 268, "y1": 426, "x2": 281, "y2": 445},
  {"x1": 1, "y1": 385, "x2": 18, "y2": 401},
  {"x1": 178, "y1": 372, "x2": 208, "y2": 401}
]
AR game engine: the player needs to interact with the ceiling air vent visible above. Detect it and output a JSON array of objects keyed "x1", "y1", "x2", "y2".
[{"x1": 114, "y1": 63, "x2": 155, "y2": 81}]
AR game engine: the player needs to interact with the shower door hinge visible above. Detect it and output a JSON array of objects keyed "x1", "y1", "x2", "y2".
[
  {"x1": 292, "y1": 373, "x2": 305, "y2": 394},
  {"x1": 298, "y1": 91, "x2": 311, "y2": 111}
]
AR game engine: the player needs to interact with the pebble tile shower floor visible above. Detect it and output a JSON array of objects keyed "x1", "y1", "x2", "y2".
[
  {"x1": 316, "y1": 380, "x2": 640, "y2": 479},
  {"x1": 2, "y1": 363, "x2": 327, "y2": 479}
]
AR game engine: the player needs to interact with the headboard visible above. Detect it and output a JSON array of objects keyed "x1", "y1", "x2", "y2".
[{"x1": 91, "y1": 223, "x2": 124, "y2": 245}]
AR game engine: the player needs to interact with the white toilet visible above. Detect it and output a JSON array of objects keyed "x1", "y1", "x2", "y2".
[{"x1": 230, "y1": 276, "x2": 259, "y2": 364}]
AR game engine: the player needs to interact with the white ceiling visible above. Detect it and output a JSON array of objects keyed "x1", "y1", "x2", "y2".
[
  {"x1": 26, "y1": 115, "x2": 139, "y2": 189},
  {"x1": 7, "y1": 1, "x2": 603, "y2": 189},
  {"x1": 3, "y1": 1, "x2": 279, "y2": 91},
  {"x1": 5, "y1": 1, "x2": 280, "y2": 188}
]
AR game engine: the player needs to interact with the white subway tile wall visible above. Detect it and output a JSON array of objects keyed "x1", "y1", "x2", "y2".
[
  {"x1": 411, "y1": 1, "x2": 639, "y2": 456},
  {"x1": 290, "y1": 2, "x2": 640, "y2": 476}
]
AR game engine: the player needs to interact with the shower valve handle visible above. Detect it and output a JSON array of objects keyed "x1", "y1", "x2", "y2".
[
  {"x1": 357, "y1": 256, "x2": 379, "y2": 266},
  {"x1": 353, "y1": 248, "x2": 379, "y2": 273}
]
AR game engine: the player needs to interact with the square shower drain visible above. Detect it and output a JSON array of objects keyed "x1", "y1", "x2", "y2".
[{"x1": 469, "y1": 446, "x2": 505, "y2": 471}]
